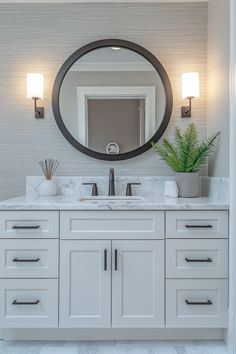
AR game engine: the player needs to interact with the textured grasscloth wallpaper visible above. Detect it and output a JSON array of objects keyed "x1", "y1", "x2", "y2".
[{"x1": 0, "y1": 3, "x2": 207, "y2": 200}]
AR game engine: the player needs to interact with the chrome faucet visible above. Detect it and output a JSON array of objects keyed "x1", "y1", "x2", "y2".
[{"x1": 108, "y1": 168, "x2": 115, "y2": 196}]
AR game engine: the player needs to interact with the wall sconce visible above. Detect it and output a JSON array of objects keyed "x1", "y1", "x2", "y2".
[
  {"x1": 181, "y1": 72, "x2": 199, "y2": 118},
  {"x1": 27, "y1": 73, "x2": 44, "y2": 119}
]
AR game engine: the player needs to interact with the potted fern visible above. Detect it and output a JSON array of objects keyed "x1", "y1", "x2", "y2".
[{"x1": 152, "y1": 123, "x2": 220, "y2": 197}]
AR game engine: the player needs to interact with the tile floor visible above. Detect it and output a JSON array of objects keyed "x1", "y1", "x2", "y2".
[{"x1": 0, "y1": 340, "x2": 228, "y2": 354}]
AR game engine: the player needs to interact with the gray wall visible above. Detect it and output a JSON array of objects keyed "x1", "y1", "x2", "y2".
[
  {"x1": 207, "y1": 0, "x2": 230, "y2": 177},
  {"x1": 0, "y1": 3, "x2": 207, "y2": 200}
]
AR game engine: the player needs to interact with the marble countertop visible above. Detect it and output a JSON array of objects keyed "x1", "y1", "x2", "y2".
[{"x1": 0, "y1": 195, "x2": 229, "y2": 210}]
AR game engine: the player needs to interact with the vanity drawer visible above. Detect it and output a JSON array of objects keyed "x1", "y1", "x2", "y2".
[
  {"x1": 60, "y1": 211, "x2": 164, "y2": 239},
  {"x1": 0, "y1": 279, "x2": 58, "y2": 328},
  {"x1": 166, "y1": 279, "x2": 228, "y2": 328},
  {"x1": 0, "y1": 239, "x2": 58, "y2": 278},
  {"x1": 166, "y1": 211, "x2": 228, "y2": 239},
  {"x1": 166, "y1": 239, "x2": 228, "y2": 278},
  {"x1": 0, "y1": 211, "x2": 59, "y2": 238}
]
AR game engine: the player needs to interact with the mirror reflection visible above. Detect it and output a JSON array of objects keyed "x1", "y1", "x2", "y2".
[{"x1": 59, "y1": 47, "x2": 166, "y2": 154}]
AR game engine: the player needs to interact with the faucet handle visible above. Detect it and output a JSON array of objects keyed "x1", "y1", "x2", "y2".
[
  {"x1": 125, "y1": 183, "x2": 141, "y2": 196},
  {"x1": 82, "y1": 183, "x2": 98, "y2": 196}
]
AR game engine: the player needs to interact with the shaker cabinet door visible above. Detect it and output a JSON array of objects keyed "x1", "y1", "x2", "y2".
[
  {"x1": 112, "y1": 240, "x2": 164, "y2": 328},
  {"x1": 59, "y1": 240, "x2": 111, "y2": 328}
]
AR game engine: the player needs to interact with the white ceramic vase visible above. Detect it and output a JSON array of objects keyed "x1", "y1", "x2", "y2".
[
  {"x1": 164, "y1": 181, "x2": 179, "y2": 198},
  {"x1": 38, "y1": 179, "x2": 57, "y2": 197}
]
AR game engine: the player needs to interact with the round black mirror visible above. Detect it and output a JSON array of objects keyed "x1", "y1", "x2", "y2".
[{"x1": 52, "y1": 39, "x2": 173, "y2": 161}]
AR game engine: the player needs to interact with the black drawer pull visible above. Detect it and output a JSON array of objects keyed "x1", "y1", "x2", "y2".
[
  {"x1": 114, "y1": 249, "x2": 118, "y2": 271},
  {"x1": 185, "y1": 299, "x2": 212, "y2": 305},
  {"x1": 12, "y1": 300, "x2": 40, "y2": 305},
  {"x1": 185, "y1": 257, "x2": 212, "y2": 263},
  {"x1": 12, "y1": 225, "x2": 40, "y2": 230},
  {"x1": 185, "y1": 224, "x2": 213, "y2": 229},
  {"x1": 104, "y1": 249, "x2": 107, "y2": 271},
  {"x1": 13, "y1": 257, "x2": 40, "y2": 263}
]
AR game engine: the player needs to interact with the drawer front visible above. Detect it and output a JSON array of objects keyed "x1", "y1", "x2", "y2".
[
  {"x1": 0, "y1": 211, "x2": 59, "y2": 239},
  {"x1": 0, "y1": 239, "x2": 58, "y2": 278},
  {"x1": 166, "y1": 239, "x2": 228, "y2": 278},
  {"x1": 166, "y1": 279, "x2": 228, "y2": 328},
  {"x1": 0, "y1": 279, "x2": 58, "y2": 328},
  {"x1": 166, "y1": 211, "x2": 228, "y2": 239},
  {"x1": 60, "y1": 211, "x2": 164, "y2": 239}
]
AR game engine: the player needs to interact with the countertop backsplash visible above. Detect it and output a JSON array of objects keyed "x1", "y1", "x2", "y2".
[{"x1": 26, "y1": 176, "x2": 229, "y2": 202}]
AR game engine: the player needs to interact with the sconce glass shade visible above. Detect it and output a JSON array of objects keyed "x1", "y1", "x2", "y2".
[
  {"x1": 181, "y1": 72, "x2": 200, "y2": 99},
  {"x1": 27, "y1": 73, "x2": 44, "y2": 99}
]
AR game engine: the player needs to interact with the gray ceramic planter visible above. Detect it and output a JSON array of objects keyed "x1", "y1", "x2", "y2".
[{"x1": 175, "y1": 172, "x2": 200, "y2": 198}]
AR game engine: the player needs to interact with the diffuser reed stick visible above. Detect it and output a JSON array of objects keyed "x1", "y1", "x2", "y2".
[{"x1": 39, "y1": 159, "x2": 59, "y2": 180}]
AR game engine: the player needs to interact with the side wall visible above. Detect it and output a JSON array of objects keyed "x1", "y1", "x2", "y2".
[{"x1": 208, "y1": 0, "x2": 230, "y2": 177}]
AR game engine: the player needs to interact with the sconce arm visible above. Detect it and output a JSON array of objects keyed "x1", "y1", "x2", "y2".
[
  {"x1": 181, "y1": 96, "x2": 194, "y2": 118},
  {"x1": 32, "y1": 97, "x2": 44, "y2": 119}
]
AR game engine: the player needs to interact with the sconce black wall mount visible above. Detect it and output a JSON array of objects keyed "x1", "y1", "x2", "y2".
[
  {"x1": 181, "y1": 96, "x2": 194, "y2": 118},
  {"x1": 33, "y1": 97, "x2": 44, "y2": 119}
]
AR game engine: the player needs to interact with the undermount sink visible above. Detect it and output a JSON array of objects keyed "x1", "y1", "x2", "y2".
[{"x1": 79, "y1": 196, "x2": 145, "y2": 203}]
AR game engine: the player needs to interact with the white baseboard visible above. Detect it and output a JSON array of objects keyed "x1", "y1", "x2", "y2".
[{"x1": 2, "y1": 328, "x2": 225, "y2": 341}]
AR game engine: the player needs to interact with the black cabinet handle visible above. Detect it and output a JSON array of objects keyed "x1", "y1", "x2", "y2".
[
  {"x1": 114, "y1": 249, "x2": 118, "y2": 271},
  {"x1": 185, "y1": 299, "x2": 212, "y2": 305},
  {"x1": 13, "y1": 257, "x2": 40, "y2": 263},
  {"x1": 185, "y1": 225, "x2": 213, "y2": 229},
  {"x1": 12, "y1": 225, "x2": 40, "y2": 230},
  {"x1": 104, "y1": 249, "x2": 107, "y2": 271},
  {"x1": 12, "y1": 300, "x2": 40, "y2": 305},
  {"x1": 185, "y1": 257, "x2": 212, "y2": 263}
]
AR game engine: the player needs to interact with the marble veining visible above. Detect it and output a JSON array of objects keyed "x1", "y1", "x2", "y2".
[
  {"x1": 0, "y1": 195, "x2": 229, "y2": 211},
  {"x1": 0, "y1": 340, "x2": 228, "y2": 354},
  {"x1": 26, "y1": 176, "x2": 229, "y2": 200},
  {"x1": 26, "y1": 176, "x2": 175, "y2": 200},
  {"x1": 0, "y1": 176, "x2": 228, "y2": 211}
]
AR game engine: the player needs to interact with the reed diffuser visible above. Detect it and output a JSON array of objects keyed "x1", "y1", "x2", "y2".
[{"x1": 38, "y1": 159, "x2": 59, "y2": 196}]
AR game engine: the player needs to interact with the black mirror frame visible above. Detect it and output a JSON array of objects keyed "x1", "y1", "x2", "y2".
[{"x1": 52, "y1": 39, "x2": 173, "y2": 161}]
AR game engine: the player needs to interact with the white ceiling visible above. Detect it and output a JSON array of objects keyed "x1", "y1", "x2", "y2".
[{"x1": 0, "y1": 0, "x2": 208, "y2": 3}]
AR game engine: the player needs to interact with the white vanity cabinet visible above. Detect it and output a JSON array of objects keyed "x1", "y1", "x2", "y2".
[
  {"x1": 0, "y1": 239, "x2": 58, "y2": 279},
  {"x1": 59, "y1": 239, "x2": 164, "y2": 328},
  {"x1": 166, "y1": 210, "x2": 228, "y2": 239},
  {"x1": 166, "y1": 279, "x2": 228, "y2": 328},
  {"x1": 60, "y1": 210, "x2": 164, "y2": 239},
  {"x1": 0, "y1": 211, "x2": 59, "y2": 328},
  {"x1": 60, "y1": 240, "x2": 112, "y2": 328},
  {"x1": 112, "y1": 240, "x2": 164, "y2": 328},
  {"x1": 0, "y1": 211, "x2": 59, "y2": 239},
  {"x1": 165, "y1": 211, "x2": 228, "y2": 328},
  {"x1": 0, "y1": 279, "x2": 58, "y2": 328},
  {"x1": 0, "y1": 208, "x2": 229, "y2": 331}
]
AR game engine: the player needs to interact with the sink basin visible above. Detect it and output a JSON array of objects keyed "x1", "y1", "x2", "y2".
[{"x1": 79, "y1": 196, "x2": 145, "y2": 203}]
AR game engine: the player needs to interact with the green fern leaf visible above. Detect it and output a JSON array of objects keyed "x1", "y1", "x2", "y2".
[
  {"x1": 191, "y1": 132, "x2": 220, "y2": 172},
  {"x1": 152, "y1": 142, "x2": 180, "y2": 172},
  {"x1": 152, "y1": 124, "x2": 220, "y2": 173}
]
